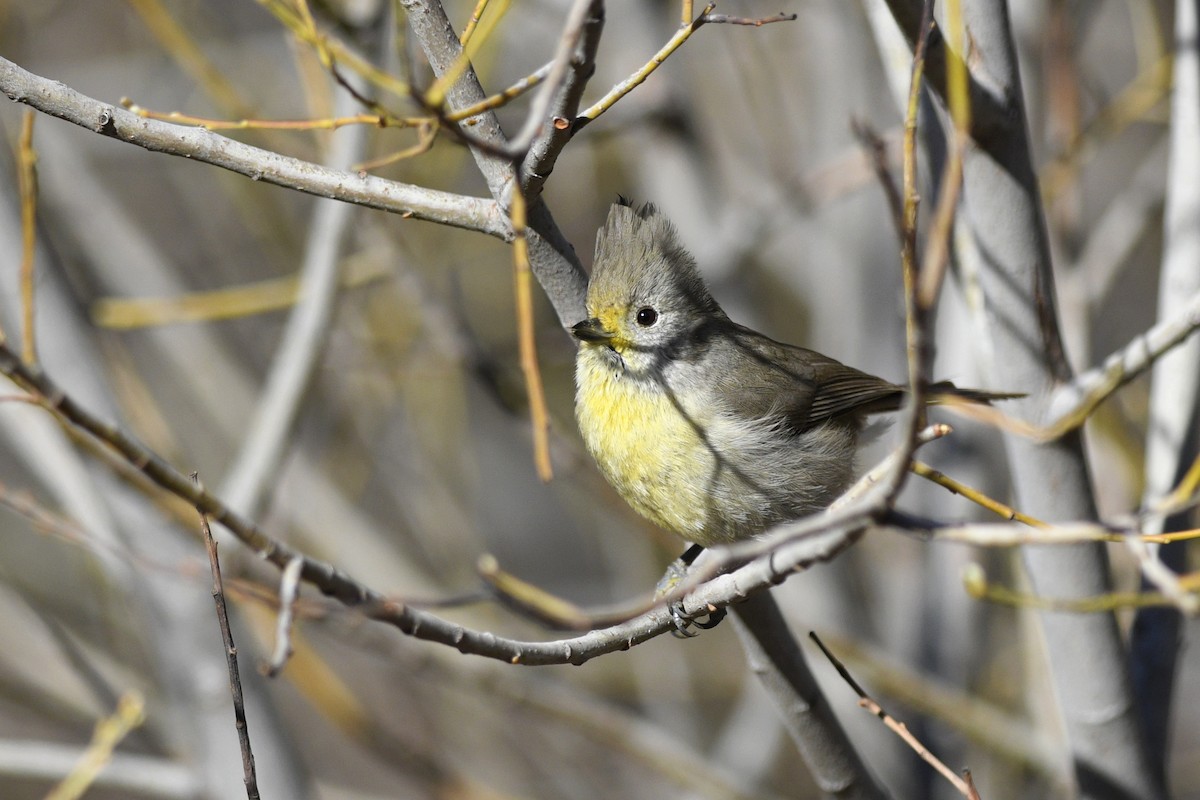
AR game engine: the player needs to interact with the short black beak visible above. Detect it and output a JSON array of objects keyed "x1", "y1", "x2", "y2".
[{"x1": 571, "y1": 318, "x2": 613, "y2": 343}]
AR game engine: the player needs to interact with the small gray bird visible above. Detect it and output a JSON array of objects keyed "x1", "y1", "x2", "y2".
[{"x1": 573, "y1": 200, "x2": 1009, "y2": 547}]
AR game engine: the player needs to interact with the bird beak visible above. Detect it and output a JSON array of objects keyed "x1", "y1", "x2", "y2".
[{"x1": 571, "y1": 317, "x2": 614, "y2": 343}]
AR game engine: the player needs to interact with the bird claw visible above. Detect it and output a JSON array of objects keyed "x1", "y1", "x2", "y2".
[
  {"x1": 660, "y1": 546, "x2": 727, "y2": 637},
  {"x1": 669, "y1": 602, "x2": 727, "y2": 638}
]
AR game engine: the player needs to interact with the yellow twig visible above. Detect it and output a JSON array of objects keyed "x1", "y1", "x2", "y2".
[
  {"x1": 478, "y1": 554, "x2": 587, "y2": 628},
  {"x1": 124, "y1": 0, "x2": 256, "y2": 119},
  {"x1": 92, "y1": 255, "x2": 389, "y2": 329},
  {"x1": 444, "y1": 63, "x2": 551, "y2": 123},
  {"x1": 680, "y1": 0, "x2": 694, "y2": 27},
  {"x1": 898, "y1": 3, "x2": 929, "y2": 429},
  {"x1": 1041, "y1": 54, "x2": 1172, "y2": 201},
  {"x1": 257, "y1": 0, "x2": 410, "y2": 99},
  {"x1": 17, "y1": 110, "x2": 37, "y2": 364},
  {"x1": 460, "y1": 0, "x2": 491, "y2": 45},
  {"x1": 577, "y1": 3, "x2": 716, "y2": 124},
  {"x1": 911, "y1": 461, "x2": 1048, "y2": 528},
  {"x1": 121, "y1": 101, "x2": 427, "y2": 131},
  {"x1": 916, "y1": 0, "x2": 967, "y2": 309},
  {"x1": 354, "y1": 120, "x2": 438, "y2": 171},
  {"x1": 509, "y1": 190, "x2": 553, "y2": 481},
  {"x1": 1150, "y1": 451, "x2": 1200, "y2": 519},
  {"x1": 45, "y1": 692, "x2": 146, "y2": 800},
  {"x1": 962, "y1": 563, "x2": 1178, "y2": 611},
  {"x1": 425, "y1": 0, "x2": 511, "y2": 109}
]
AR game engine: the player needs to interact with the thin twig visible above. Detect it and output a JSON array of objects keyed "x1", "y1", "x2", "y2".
[
  {"x1": 916, "y1": 0, "x2": 968, "y2": 308},
  {"x1": 444, "y1": 61, "x2": 553, "y2": 123},
  {"x1": 198, "y1": 480, "x2": 261, "y2": 800},
  {"x1": 257, "y1": 0, "x2": 409, "y2": 99},
  {"x1": 910, "y1": 460, "x2": 1048, "y2": 528},
  {"x1": 810, "y1": 633, "x2": 978, "y2": 798},
  {"x1": 17, "y1": 109, "x2": 37, "y2": 363},
  {"x1": 509, "y1": 188, "x2": 553, "y2": 481},
  {"x1": 459, "y1": 0, "x2": 491, "y2": 44},
  {"x1": 576, "y1": 4, "x2": 717, "y2": 128},
  {"x1": 962, "y1": 563, "x2": 1177, "y2": 612},
  {"x1": 122, "y1": 103, "x2": 428, "y2": 131},
  {"x1": 852, "y1": 119, "x2": 904, "y2": 237},
  {"x1": 424, "y1": 0, "x2": 510, "y2": 108},
  {"x1": 44, "y1": 692, "x2": 146, "y2": 800},
  {"x1": 701, "y1": 12, "x2": 797, "y2": 26}
]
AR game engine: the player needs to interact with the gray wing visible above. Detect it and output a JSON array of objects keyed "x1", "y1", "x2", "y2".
[{"x1": 716, "y1": 324, "x2": 904, "y2": 432}]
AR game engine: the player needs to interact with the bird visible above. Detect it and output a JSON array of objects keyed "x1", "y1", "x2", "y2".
[{"x1": 572, "y1": 199, "x2": 1010, "y2": 548}]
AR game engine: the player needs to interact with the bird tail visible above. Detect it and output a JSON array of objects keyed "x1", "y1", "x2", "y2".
[{"x1": 926, "y1": 380, "x2": 1024, "y2": 405}]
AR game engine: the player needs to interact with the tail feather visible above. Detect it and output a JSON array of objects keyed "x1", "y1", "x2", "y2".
[{"x1": 926, "y1": 380, "x2": 1023, "y2": 405}]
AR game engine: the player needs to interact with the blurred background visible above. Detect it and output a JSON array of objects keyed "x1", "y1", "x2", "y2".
[{"x1": 0, "y1": 0, "x2": 1195, "y2": 797}]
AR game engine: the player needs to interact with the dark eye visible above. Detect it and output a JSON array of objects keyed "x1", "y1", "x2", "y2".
[{"x1": 635, "y1": 307, "x2": 659, "y2": 327}]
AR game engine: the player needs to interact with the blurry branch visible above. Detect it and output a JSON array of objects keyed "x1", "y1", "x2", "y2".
[
  {"x1": 124, "y1": 0, "x2": 258, "y2": 119},
  {"x1": 1133, "y1": 0, "x2": 1200, "y2": 774},
  {"x1": 0, "y1": 738, "x2": 194, "y2": 799},
  {"x1": 199, "y1": 501, "x2": 261, "y2": 800},
  {"x1": 264, "y1": 557, "x2": 304, "y2": 677},
  {"x1": 701, "y1": 12, "x2": 797, "y2": 26},
  {"x1": 44, "y1": 692, "x2": 145, "y2": 800},
  {"x1": 1043, "y1": 289, "x2": 1200, "y2": 436},
  {"x1": 810, "y1": 633, "x2": 981, "y2": 799},
  {"x1": 91, "y1": 254, "x2": 389, "y2": 329},
  {"x1": 962, "y1": 564, "x2": 1174, "y2": 613},
  {"x1": 0, "y1": 480, "x2": 189, "y2": 575},
  {"x1": 1040, "y1": 54, "x2": 1172, "y2": 202},
  {"x1": 916, "y1": 0, "x2": 968, "y2": 308},
  {"x1": 1066, "y1": 136, "x2": 1168, "y2": 305},
  {"x1": 733, "y1": 596, "x2": 888, "y2": 800},
  {"x1": 896, "y1": 519, "x2": 1200, "y2": 548},
  {"x1": 0, "y1": 58, "x2": 506, "y2": 236},
  {"x1": 16, "y1": 110, "x2": 38, "y2": 364},
  {"x1": 508, "y1": 188, "x2": 553, "y2": 480},
  {"x1": 879, "y1": 0, "x2": 1012, "y2": 156},
  {"x1": 217, "y1": 78, "x2": 367, "y2": 520},
  {"x1": 257, "y1": 0, "x2": 409, "y2": 99}
]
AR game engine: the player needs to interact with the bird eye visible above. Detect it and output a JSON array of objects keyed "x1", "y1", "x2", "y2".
[{"x1": 635, "y1": 307, "x2": 659, "y2": 327}]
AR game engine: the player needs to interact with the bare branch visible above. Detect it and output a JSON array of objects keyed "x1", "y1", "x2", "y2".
[
  {"x1": 0, "y1": 57, "x2": 505, "y2": 236},
  {"x1": 198, "y1": 492, "x2": 260, "y2": 800}
]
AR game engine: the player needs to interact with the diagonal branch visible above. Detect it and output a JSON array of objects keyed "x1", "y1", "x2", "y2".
[{"x1": 0, "y1": 57, "x2": 505, "y2": 237}]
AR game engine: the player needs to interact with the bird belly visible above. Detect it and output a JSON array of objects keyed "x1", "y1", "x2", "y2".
[
  {"x1": 575, "y1": 351, "x2": 714, "y2": 539},
  {"x1": 575, "y1": 349, "x2": 861, "y2": 546}
]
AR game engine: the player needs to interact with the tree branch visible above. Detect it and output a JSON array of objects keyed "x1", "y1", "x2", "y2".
[{"x1": 0, "y1": 57, "x2": 505, "y2": 236}]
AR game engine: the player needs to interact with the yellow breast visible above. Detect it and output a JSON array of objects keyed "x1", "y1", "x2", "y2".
[{"x1": 574, "y1": 346, "x2": 713, "y2": 539}]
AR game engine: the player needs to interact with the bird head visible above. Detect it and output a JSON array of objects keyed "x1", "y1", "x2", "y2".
[{"x1": 572, "y1": 201, "x2": 723, "y2": 374}]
